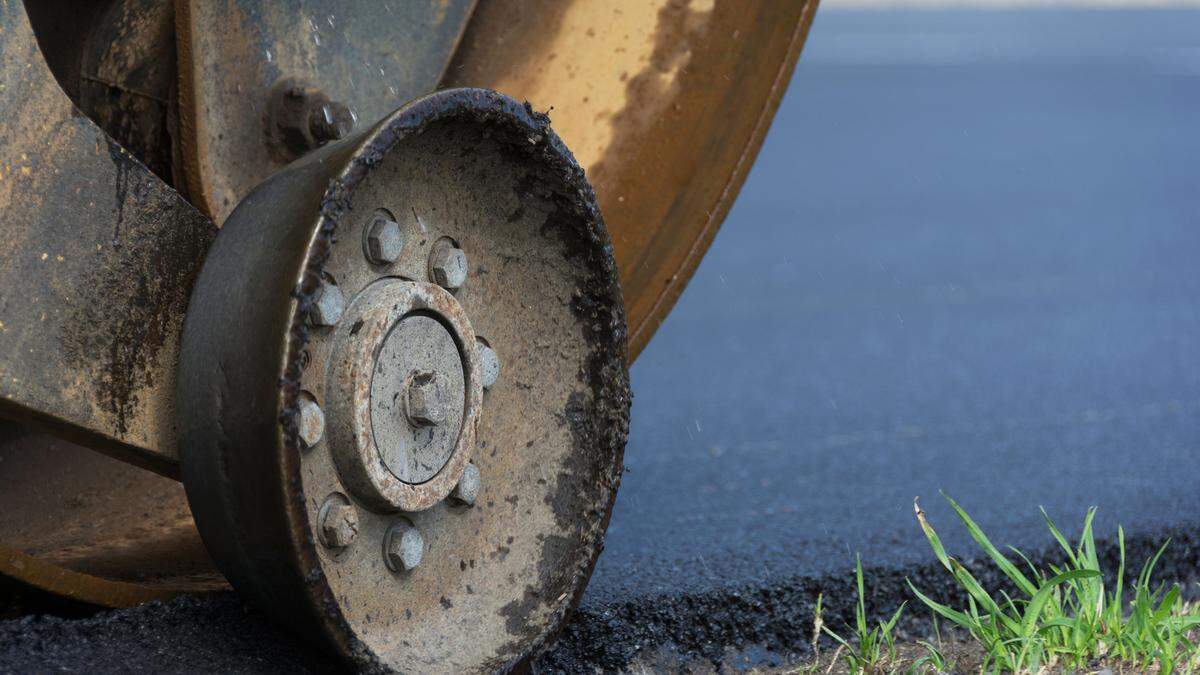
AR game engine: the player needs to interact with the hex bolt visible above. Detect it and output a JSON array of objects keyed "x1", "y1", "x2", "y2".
[
  {"x1": 406, "y1": 371, "x2": 446, "y2": 427},
  {"x1": 477, "y1": 340, "x2": 501, "y2": 390},
  {"x1": 365, "y1": 214, "x2": 404, "y2": 264},
  {"x1": 310, "y1": 282, "x2": 345, "y2": 327},
  {"x1": 267, "y1": 78, "x2": 355, "y2": 159},
  {"x1": 448, "y1": 462, "x2": 481, "y2": 507},
  {"x1": 429, "y1": 241, "x2": 468, "y2": 291},
  {"x1": 307, "y1": 99, "x2": 354, "y2": 146},
  {"x1": 297, "y1": 393, "x2": 325, "y2": 449},
  {"x1": 384, "y1": 519, "x2": 424, "y2": 572},
  {"x1": 319, "y1": 498, "x2": 358, "y2": 549}
]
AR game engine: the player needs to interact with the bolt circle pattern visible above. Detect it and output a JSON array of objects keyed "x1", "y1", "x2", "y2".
[
  {"x1": 178, "y1": 89, "x2": 630, "y2": 673},
  {"x1": 325, "y1": 279, "x2": 481, "y2": 513}
]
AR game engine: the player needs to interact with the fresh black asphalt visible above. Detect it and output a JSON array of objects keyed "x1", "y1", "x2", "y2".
[
  {"x1": 2, "y1": 9, "x2": 1197, "y2": 672},
  {"x1": 590, "y1": 6, "x2": 1200, "y2": 603}
]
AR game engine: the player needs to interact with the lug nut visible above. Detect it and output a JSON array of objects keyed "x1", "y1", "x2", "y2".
[
  {"x1": 406, "y1": 371, "x2": 446, "y2": 427},
  {"x1": 477, "y1": 340, "x2": 500, "y2": 390},
  {"x1": 449, "y1": 462, "x2": 481, "y2": 507},
  {"x1": 310, "y1": 282, "x2": 345, "y2": 326},
  {"x1": 297, "y1": 393, "x2": 325, "y2": 448},
  {"x1": 365, "y1": 213, "x2": 404, "y2": 264},
  {"x1": 319, "y1": 497, "x2": 358, "y2": 549},
  {"x1": 429, "y1": 241, "x2": 468, "y2": 290},
  {"x1": 384, "y1": 519, "x2": 424, "y2": 572}
]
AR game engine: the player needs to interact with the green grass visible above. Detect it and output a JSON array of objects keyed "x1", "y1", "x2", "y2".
[
  {"x1": 818, "y1": 555, "x2": 906, "y2": 673},
  {"x1": 907, "y1": 494, "x2": 1200, "y2": 673},
  {"x1": 803, "y1": 495, "x2": 1200, "y2": 674}
]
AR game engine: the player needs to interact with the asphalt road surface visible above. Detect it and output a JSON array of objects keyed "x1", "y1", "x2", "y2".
[
  {"x1": 3, "y1": 8, "x2": 1199, "y2": 673},
  {"x1": 594, "y1": 6, "x2": 1200, "y2": 599}
]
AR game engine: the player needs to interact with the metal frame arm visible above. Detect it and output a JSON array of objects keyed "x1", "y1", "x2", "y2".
[{"x1": 0, "y1": 0, "x2": 215, "y2": 478}]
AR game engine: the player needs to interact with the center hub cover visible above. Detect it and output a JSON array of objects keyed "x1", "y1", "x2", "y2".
[{"x1": 326, "y1": 278, "x2": 482, "y2": 512}]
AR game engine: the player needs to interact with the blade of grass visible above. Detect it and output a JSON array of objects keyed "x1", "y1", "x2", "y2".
[
  {"x1": 914, "y1": 498, "x2": 955, "y2": 575},
  {"x1": 1040, "y1": 507, "x2": 1080, "y2": 568},
  {"x1": 907, "y1": 579, "x2": 976, "y2": 630},
  {"x1": 1021, "y1": 569, "x2": 1102, "y2": 637},
  {"x1": 943, "y1": 493, "x2": 1038, "y2": 596}
]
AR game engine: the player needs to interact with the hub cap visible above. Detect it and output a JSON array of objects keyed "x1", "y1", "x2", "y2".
[{"x1": 324, "y1": 279, "x2": 481, "y2": 512}]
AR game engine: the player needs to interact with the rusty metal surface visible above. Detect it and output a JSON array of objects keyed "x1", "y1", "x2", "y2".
[
  {"x1": 443, "y1": 0, "x2": 819, "y2": 359},
  {"x1": 175, "y1": 0, "x2": 477, "y2": 224},
  {"x1": 78, "y1": 0, "x2": 178, "y2": 185},
  {"x1": 323, "y1": 279, "x2": 483, "y2": 514},
  {"x1": 0, "y1": 425, "x2": 223, "y2": 609},
  {"x1": 0, "y1": 0, "x2": 215, "y2": 476},
  {"x1": 0, "y1": 545, "x2": 170, "y2": 612},
  {"x1": 24, "y1": 0, "x2": 178, "y2": 186},
  {"x1": 179, "y1": 89, "x2": 629, "y2": 670}
]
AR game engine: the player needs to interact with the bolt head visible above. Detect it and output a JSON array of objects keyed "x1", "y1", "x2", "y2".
[
  {"x1": 406, "y1": 371, "x2": 446, "y2": 427},
  {"x1": 267, "y1": 78, "x2": 354, "y2": 159},
  {"x1": 449, "y1": 462, "x2": 481, "y2": 507},
  {"x1": 297, "y1": 394, "x2": 325, "y2": 449},
  {"x1": 366, "y1": 215, "x2": 404, "y2": 264},
  {"x1": 307, "y1": 99, "x2": 354, "y2": 145},
  {"x1": 430, "y1": 245, "x2": 468, "y2": 290},
  {"x1": 320, "y1": 501, "x2": 358, "y2": 549},
  {"x1": 311, "y1": 283, "x2": 345, "y2": 326},
  {"x1": 477, "y1": 341, "x2": 500, "y2": 390},
  {"x1": 385, "y1": 521, "x2": 424, "y2": 572}
]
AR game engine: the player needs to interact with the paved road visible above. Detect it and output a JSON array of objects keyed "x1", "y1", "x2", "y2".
[
  {"x1": 587, "y1": 6, "x2": 1200, "y2": 602},
  {"x1": 555, "y1": 7, "x2": 1200, "y2": 667},
  {"x1": 2, "y1": 8, "x2": 1198, "y2": 672}
]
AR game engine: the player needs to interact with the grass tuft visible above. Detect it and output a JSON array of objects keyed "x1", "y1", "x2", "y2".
[
  {"x1": 818, "y1": 554, "x2": 907, "y2": 673},
  {"x1": 907, "y1": 494, "x2": 1200, "y2": 673}
]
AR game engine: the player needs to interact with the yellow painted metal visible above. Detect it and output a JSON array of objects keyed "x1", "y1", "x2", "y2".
[{"x1": 443, "y1": 0, "x2": 819, "y2": 358}]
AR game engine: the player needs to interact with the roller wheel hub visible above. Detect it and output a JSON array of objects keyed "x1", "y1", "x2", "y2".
[
  {"x1": 324, "y1": 278, "x2": 481, "y2": 512},
  {"x1": 177, "y1": 89, "x2": 630, "y2": 672}
]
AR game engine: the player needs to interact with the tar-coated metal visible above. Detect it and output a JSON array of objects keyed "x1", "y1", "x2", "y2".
[
  {"x1": 177, "y1": 89, "x2": 630, "y2": 672},
  {"x1": 0, "y1": 0, "x2": 214, "y2": 478},
  {"x1": 0, "y1": 0, "x2": 818, "y2": 621},
  {"x1": 175, "y1": 0, "x2": 478, "y2": 225}
]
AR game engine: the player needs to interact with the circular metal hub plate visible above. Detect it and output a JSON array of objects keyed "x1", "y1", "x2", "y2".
[
  {"x1": 324, "y1": 278, "x2": 481, "y2": 512},
  {"x1": 373, "y1": 313, "x2": 465, "y2": 484},
  {"x1": 178, "y1": 89, "x2": 630, "y2": 672}
]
